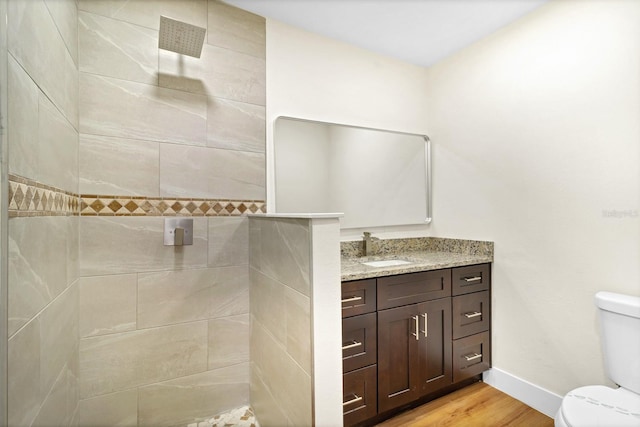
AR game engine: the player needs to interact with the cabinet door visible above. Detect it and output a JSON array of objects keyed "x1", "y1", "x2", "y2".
[
  {"x1": 416, "y1": 298, "x2": 453, "y2": 395},
  {"x1": 377, "y1": 304, "x2": 421, "y2": 413}
]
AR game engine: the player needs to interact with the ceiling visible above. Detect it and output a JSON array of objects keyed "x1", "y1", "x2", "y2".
[{"x1": 223, "y1": 0, "x2": 549, "y2": 67}]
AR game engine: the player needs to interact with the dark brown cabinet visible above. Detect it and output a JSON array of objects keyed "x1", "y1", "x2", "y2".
[
  {"x1": 342, "y1": 279, "x2": 378, "y2": 426},
  {"x1": 377, "y1": 297, "x2": 452, "y2": 413},
  {"x1": 342, "y1": 263, "x2": 492, "y2": 426}
]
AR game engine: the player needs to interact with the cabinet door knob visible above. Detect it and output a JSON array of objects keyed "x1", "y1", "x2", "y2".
[
  {"x1": 343, "y1": 394, "x2": 363, "y2": 407},
  {"x1": 464, "y1": 352, "x2": 483, "y2": 362},
  {"x1": 342, "y1": 340, "x2": 362, "y2": 351},
  {"x1": 421, "y1": 313, "x2": 428, "y2": 337},
  {"x1": 464, "y1": 311, "x2": 482, "y2": 319},
  {"x1": 412, "y1": 315, "x2": 420, "y2": 341},
  {"x1": 341, "y1": 296, "x2": 362, "y2": 304}
]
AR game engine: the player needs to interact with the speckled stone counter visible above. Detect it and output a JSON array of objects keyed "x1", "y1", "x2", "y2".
[{"x1": 341, "y1": 237, "x2": 493, "y2": 281}]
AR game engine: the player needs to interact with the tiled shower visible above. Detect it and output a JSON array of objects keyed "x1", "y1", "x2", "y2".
[{"x1": 3, "y1": 0, "x2": 267, "y2": 425}]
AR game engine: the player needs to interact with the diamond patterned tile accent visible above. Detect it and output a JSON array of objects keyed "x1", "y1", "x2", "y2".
[
  {"x1": 8, "y1": 174, "x2": 266, "y2": 218},
  {"x1": 8, "y1": 175, "x2": 80, "y2": 217}
]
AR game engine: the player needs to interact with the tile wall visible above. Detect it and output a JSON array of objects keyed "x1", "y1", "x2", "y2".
[
  {"x1": 6, "y1": 0, "x2": 266, "y2": 426},
  {"x1": 249, "y1": 217, "x2": 313, "y2": 426},
  {"x1": 76, "y1": 1, "x2": 265, "y2": 426},
  {"x1": 6, "y1": 0, "x2": 80, "y2": 426}
]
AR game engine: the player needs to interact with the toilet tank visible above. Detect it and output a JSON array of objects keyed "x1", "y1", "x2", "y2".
[{"x1": 595, "y1": 291, "x2": 640, "y2": 394}]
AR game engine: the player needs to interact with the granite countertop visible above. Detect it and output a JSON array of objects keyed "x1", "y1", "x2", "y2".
[{"x1": 340, "y1": 237, "x2": 494, "y2": 281}]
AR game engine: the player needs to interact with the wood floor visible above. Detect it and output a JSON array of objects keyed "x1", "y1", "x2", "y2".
[{"x1": 376, "y1": 382, "x2": 554, "y2": 427}]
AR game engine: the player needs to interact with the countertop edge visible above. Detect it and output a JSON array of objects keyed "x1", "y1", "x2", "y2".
[{"x1": 340, "y1": 254, "x2": 493, "y2": 281}]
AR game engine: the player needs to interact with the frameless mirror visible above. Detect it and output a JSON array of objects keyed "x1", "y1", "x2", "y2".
[{"x1": 274, "y1": 117, "x2": 431, "y2": 229}]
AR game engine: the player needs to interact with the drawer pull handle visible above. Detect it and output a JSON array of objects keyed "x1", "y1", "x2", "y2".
[
  {"x1": 342, "y1": 340, "x2": 362, "y2": 351},
  {"x1": 464, "y1": 311, "x2": 482, "y2": 319},
  {"x1": 464, "y1": 353, "x2": 482, "y2": 361},
  {"x1": 341, "y1": 296, "x2": 362, "y2": 304},
  {"x1": 463, "y1": 276, "x2": 482, "y2": 283},
  {"x1": 412, "y1": 315, "x2": 420, "y2": 341},
  {"x1": 343, "y1": 394, "x2": 363, "y2": 407},
  {"x1": 421, "y1": 313, "x2": 428, "y2": 337}
]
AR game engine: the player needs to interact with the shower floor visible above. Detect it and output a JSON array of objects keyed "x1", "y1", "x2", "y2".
[{"x1": 186, "y1": 406, "x2": 258, "y2": 427}]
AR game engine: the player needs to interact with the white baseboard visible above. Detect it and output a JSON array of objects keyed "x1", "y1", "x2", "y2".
[{"x1": 483, "y1": 368, "x2": 563, "y2": 418}]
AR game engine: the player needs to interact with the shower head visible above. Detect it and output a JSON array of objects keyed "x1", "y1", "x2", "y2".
[{"x1": 158, "y1": 16, "x2": 206, "y2": 58}]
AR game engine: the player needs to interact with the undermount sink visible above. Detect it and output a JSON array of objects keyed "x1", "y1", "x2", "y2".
[{"x1": 361, "y1": 259, "x2": 413, "y2": 268}]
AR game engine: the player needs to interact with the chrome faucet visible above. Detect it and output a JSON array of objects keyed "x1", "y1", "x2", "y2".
[{"x1": 363, "y1": 232, "x2": 379, "y2": 257}]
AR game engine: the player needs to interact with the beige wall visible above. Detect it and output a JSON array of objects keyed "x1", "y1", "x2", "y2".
[
  {"x1": 249, "y1": 217, "x2": 313, "y2": 426},
  {"x1": 75, "y1": 1, "x2": 265, "y2": 426},
  {"x1": 265, "y1": 19, "x2": 431, "y2": 240},
  {"x1": 6, "y1": 0, "x2": 80, "y2": 426},
  {"x1": 425, "y1": 0, "x2": 640, "y2": 397},
  {"x1": 7, "y1": 0, "x2": 266, "y2": 426},
  {"x1": 265, "y1": 0, "x2": 640, "y2": 406}
]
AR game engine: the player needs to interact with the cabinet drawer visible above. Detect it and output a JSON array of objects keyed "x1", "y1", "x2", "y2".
[
  {"x1": 342, "y1": 312, "x2": 377, "y2": 372},
  {"x1": 377, "y1": 269, "x2": 451, "y2": 310},
  {"x1": 343, "y1": 365, "x2": 377, "y2": 427},
  {"x1": 452, "y1": 291, "x2": 490, "y2": 339},
  {"x1": 342, "y1": 279, "x2": 377, "y2": 318},
  {"x1": 453, "y1": 331, "x2": 491, "y2": 382},
  {"x1": 452, "y1": 264, "x2": 490, "y2": 296}
]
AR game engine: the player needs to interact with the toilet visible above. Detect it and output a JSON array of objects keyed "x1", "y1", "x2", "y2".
[{"x1": 555, "y1": 291, "x2": 640, "y2": 426}]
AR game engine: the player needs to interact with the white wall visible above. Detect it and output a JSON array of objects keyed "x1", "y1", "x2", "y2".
[
  {"x1": 266, "y1": 19, "x2": 430, "y2": 239},
  {"x1": 265, "y1": 0, "x2": 640, "y2": 406},
  {"x1": 425, "y1": 0, "x2": 640, "y2": 398}
]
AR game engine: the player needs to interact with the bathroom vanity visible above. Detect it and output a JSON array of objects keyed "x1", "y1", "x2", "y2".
[{"x1": 340, "y1": 238, "x2": 493, "y2": 426}]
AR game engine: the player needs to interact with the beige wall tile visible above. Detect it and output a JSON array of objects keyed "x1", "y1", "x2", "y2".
[
  {"x1": 249, "y1": 318, "x2": 311, "y2": 425},
  {"x1": 38, "y1": 92, "x2": 79, "y2": 193},
  {"x1": 207, "y1": 0, "x2": 265, "y2": 58},
  {"x1": 250, "y1": 368, "x2": 289, "y2": 427},
  {"x1": 285, "y1": 288, "x2": 311, "y2": 375},
  {"x1": 159, "y1": 143, "x2": 265, "y2": 200},
  {"x1": 77, "y1": 389, "x2": 138, "y2": 427},
  {"x1": 207, "y1": 97, "x2": 265, "y2": 153},
  {"x1": 32, "y1": 364, "x2": 75, "y2": 427},
  {"x1": 248, "y1": 218, "x2": 262, "y2": 271},
  {"x1": 158, "y1": 44, "x2": 265, "y2": 105},
  {"x1": 79, "y1": 274, "x2": 137, "y2": 338},
  {"x1": 79, "y1": 0, "x2": 207, "y2": 30},
  {"x1": 208, "y1": 314, "x2": 249, "y2": 370},
  {"x1": 80, "y1": 73, "x2": 207, "y2": 146},
  {"x1": 8, "y1": 0, "x2": 78, "y2": 129},
  {"x1": 8, "y1": 217, "x2": 69, "y2": 336},
  {"x1": 79, "y1": 134, "x2": 160, "y2": 197},
  {"x1": 137, "y1": 268, "x2": 214, "y2": 329},
  {"x1": 8, "y1": 318, "x2": 41, "y2": 427},
  {"x1": 40, "y1": 285, "x2": 79, "y2": 401},
  {"x1": 208, "y1": 217, "x2": 248, "y2": 268},
  {"x1": 249, "y1": 269, "x2": 285, "y2": 344},
  {"x1": 79, "y1": 217, "x2": 208, "y2": 276},
  {"x1": 280, "y1": 355, "x2": 312, "y2": 427},
  {"x1": 67, "y1": 216, "x2": 80, "y2": 287},
  {"x1": 8, "y1": 55, "x2": 39, "y2": 179},
  {"x1": 258, "y1": 218, "x2": 311, "y2": 296},
  {"x1": 44, "y1": 0, "x2": 78, "y2": 64},
  {"x1": 210, "y1": 265, "x2": 249, "y2": 318},
  {"x1": 79, "y1": 11, "x2": 158, "y2": 85},
  {"x1": 138, "y1": 363, "x2": 249, "y2": 427},
  {"x1": 80, "y1": 321, "x2": 208, "y2": 398}
]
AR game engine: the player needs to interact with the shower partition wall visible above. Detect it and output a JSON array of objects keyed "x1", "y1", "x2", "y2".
[{"x1": 0, "y1": 0, "x2": 9, "y2": 422}]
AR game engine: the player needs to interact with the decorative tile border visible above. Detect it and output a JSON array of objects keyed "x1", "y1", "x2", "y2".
[
  {"x1": 8, "y1": 174, "x2": 79, "y2": 217},
  {"x1": 80, "y1": 195, "x2": 265, "y2": 216},
  {"x1": 8, "y1": 174, "x2": 266, "y2": 218}
]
